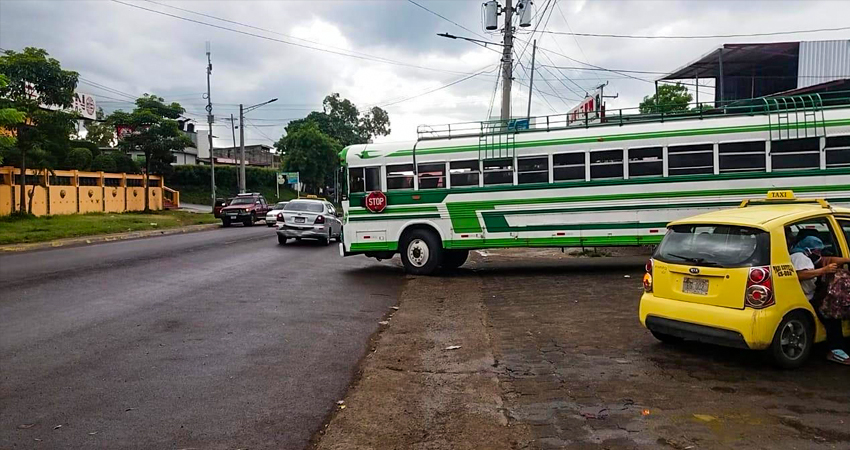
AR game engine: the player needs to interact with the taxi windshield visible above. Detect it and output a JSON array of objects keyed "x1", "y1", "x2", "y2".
[{"x1": 655, "y1": 224, "x2": 771, "y2": 268}]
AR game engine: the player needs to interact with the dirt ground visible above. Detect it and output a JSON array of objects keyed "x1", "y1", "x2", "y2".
[{"x1": 314, "y1": 249, "x2": 850, "y2": 450}]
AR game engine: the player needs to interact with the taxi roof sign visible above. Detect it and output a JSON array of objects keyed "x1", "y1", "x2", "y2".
[
  {"x1": 766, "y1": 190, "x2": 796, "y2": 200},
  {"x1": 740, "y1": 191, "x2": 830, "y2": 208}
]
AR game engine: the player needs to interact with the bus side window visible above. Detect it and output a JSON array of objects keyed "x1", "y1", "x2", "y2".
[
  {"x1": 553, "y1": 152, "x2": 585, "y2": 181},
  {"x1": 826, "y1": 136, "x2": 850, "y2": 169},
  {"x1": 628, "y1": 147, "x2": 662, "y2": 178},
  {"x1": 517, "y1": 156, "x2": 548, "y2": 184},
  {"x1": 450, "y1": 160, "x2": 480, "y2": 187},
  {"x1": 364, "y1": 167, "x2": 380, "y2": 191},
  {"x1": 771, "y1": 137, "x2": 820, "y2": 171},
  {"x1": 719, "y1": 141, "x2": 765, "y2": 173},
  {"x1": 386, "y1": 164, "x2": 414, "y2": 190},
  {"x1": 483, "y1": 158, "x2": 514, "y2": 185},
  {"x1": 418, "y1": 163, "x2": 446, "y2": 189},
  {"x1": 668, "y1": 143, "x2": 713, "y2": 176},
  {"x1": 590, "y1": 149, "x2": 623, "y2": 179}
]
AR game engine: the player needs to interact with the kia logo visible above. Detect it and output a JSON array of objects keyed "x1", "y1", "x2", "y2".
[{"x1": 689, "y1": 268, "x2": 700, "y2": 274}]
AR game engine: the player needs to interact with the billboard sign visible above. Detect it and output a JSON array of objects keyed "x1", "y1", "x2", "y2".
[
  {"x1": 23, "y1": 82, "x2": 98, "y2": 120},
  {"x1": 567, "y1": 88, "x2": 603, "y2": 126},
  {"x1": 281, "y1": 172, "x2": 299, "y2": 185}
]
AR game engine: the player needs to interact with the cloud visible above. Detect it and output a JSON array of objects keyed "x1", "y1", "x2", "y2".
[{"x1": 1, "y1": 0, "x2": 848, "y2": 148}]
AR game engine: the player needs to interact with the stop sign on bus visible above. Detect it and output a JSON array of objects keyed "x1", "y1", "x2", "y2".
[{"x1": 365, "y1": 191, "x2": 387, "y2": 213}]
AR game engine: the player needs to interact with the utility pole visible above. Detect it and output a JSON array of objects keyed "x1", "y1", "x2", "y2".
[
  {"x1": 228, "y1": 114, "x2": 239, "y2": 190},
  {"x1": 500, "y1": 0, "x2": 513, "y2": 122},
  {"x1": 526, "y1": 39, "x2": 536, "y2": 119},
  {"x1": 205, "y1": 42, "x2": 216, "y2": 210},
  {"x1": 239, "y1": 104, "x2": 246, "y2": 193}
]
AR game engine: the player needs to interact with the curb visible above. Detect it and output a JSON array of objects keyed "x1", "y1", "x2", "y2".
[{"x1": 0, "y1": 223, "x2": 221, "y2": 253}]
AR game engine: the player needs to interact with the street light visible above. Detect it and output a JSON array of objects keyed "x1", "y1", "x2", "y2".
[{"x1": 239, "y1": 98, "x2": 278, "y2": 193}]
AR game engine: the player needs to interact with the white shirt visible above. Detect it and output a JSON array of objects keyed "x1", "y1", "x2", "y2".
[{"x1": 790, "y1": 252, "x2": 817, "y2": 301}]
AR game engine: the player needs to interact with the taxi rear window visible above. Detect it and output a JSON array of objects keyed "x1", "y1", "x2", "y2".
[{"x1": 654, "y1": 224, "x2": 770, "y2": 268}]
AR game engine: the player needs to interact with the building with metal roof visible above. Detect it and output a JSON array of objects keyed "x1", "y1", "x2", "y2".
[{"x1": 659, "y1": 40, "x2": 849, "y2": 105}]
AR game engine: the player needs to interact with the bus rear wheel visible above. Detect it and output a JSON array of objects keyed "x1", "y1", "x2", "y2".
[
  {"x1": 441, "y1": 250, "x2": 469, "y2": 270},
  {"x1": 400, "y1": 228, "x2": 442, "y2": 276}
]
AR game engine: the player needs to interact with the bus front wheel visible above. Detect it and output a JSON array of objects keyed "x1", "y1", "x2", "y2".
[{"x1": 400, "y1": 229, "x2": 442, "y2": 275}]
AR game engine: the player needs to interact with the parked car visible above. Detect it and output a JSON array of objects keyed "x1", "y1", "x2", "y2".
[
  {"x1": 265, "y1": 201, "x2": 289, "y2": 227},
  {"x1": 639, "y1": 191, "x2": 850, "y2": 369},
  {"x1": 213, "y1": 197, "x2": 231, "y2": 218},
  {"x1": 220, "y1": 193, "x2": 271, "y2": 227},
  {"x1": 276, "y1": 199, "x2": 342, "y2": 245}
]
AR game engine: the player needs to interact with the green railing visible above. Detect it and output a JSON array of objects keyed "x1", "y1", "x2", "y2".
[{"x1": 415, "y1": 90, "x2": 850, "y2": 142}]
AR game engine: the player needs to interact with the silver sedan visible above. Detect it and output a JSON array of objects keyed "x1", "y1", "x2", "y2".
[{"x1": 276, "y1": 199, "x2": 342, "y2": 246}]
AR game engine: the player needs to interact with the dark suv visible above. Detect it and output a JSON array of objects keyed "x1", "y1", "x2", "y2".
[{"x1": 220, "y1": 193, "x2": 271, "y2": 227}]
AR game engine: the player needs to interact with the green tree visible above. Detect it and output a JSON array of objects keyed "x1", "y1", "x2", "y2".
[
  {"x1": 281, "y1": 93, "x2": 390, "y2": 149},
  {"x1": 280, "y1": 121, "x2": 341, "y2": 193},
  {"x1": 639, "y1": 83, "x2": 693, "y2": 115},
  {"x1": 92, "y1": 152, "x2": 118, "y2": 172},
  {"x1": 0, "y1": 47, "x2": 79, "y2": 214},
  {"x1": 114, "y1": 153, "x2": 141, "y2": 174},
  {"x1": 66, "y1": 147, "x2": 92, "y2": 170},
  {"x1": 82, "y1": 107, "x2": 114, "y2": 147},
  {"x1": 0, "y1": 74, "x2": 26, "y2": 165},
  {"x1": 109, "y1": 94, "x2": 192, "y2": 211}
]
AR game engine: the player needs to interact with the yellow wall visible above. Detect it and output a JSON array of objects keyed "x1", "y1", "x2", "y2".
[
  {"x1": 78, "y1": 186, "x2": 103, "y2": 214},
  {"x1": 126, "y1": 186, "x2": 146, "y2": 212},
  {"x1": 0, "y1": 167, "x2": 171, "y2": 217},
  {"x1": 0, "y1": 185, "x2": 11, "y2": 216},
  {"x1": 12, "y1": 185, "x2": 49, "y2": 216},
  {"x1": 104, "y1": 186, "x2": 126, "y2": 212},
  {"x1": 49, "y1": 185, "x2": 79, "y2": 214}
]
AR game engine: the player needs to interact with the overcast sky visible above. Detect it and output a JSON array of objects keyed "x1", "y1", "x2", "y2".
[{"x1": 1, "y1": 0, "x2": 848, "y2": 148}]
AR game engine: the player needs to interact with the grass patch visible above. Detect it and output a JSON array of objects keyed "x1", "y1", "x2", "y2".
[{"x1": 0, "y1": 211, "x2": 219, "y2": 245}]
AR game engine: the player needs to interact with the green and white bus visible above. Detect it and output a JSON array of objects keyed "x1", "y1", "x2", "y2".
[{"x1": 339, "y1": 93, "x2": 850, "y2": 275}]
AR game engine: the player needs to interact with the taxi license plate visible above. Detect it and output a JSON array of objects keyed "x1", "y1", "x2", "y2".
[
  {"x1": 682, "y1": 277, "x2": 709, "y2": 295},
  {"x1": 295, "y1": 217, "x2": 305, "y2": 224}
]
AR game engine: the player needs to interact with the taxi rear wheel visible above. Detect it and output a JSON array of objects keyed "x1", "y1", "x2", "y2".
[{"x1": 769, "y1": 312, "x2": 813, "y2": 369}]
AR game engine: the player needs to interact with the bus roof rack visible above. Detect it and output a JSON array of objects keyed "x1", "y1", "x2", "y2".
[{"x1": 739, "y1": 191, "x2": 829, "y2": 208}]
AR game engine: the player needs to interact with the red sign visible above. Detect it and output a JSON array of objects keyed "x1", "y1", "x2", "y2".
[{"x1": 365, "y1": 191, "x2": 387, "y2": 213}]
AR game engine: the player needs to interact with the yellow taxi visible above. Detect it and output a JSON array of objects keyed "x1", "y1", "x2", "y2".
[{"x1": 639, "y1": 191, "x2": 850, "y2": 368}]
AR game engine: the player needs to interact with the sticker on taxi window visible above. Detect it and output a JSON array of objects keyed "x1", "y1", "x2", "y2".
[{"x1": 772, "y1": 264, "x2": 795, "y2": 277}]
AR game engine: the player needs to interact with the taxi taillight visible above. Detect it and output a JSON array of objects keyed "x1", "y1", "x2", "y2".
[
  {"x1": 745, "y1": 266, "x2": 774, "y2": 309},
  {"x1": 643, "y1": 259, "x2": 653, "y2": 293},
  {"x1": 314, "y1": 215, "x2": 325, "y2": 224}
]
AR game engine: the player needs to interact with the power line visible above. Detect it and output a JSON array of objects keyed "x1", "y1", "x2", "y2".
[
  {"x1": 377, "y1": 64, "x2": 499, "y2": 108},
  {"x1": 535, "y1": 25, "x2": 850, "y2": 39},
  {"x1": 553, "y1": 0, "x2": 602, "y2": 85},
  {"x1": 110, "y1": 0, "x2": 493, "y2": 77},
  {"x1": 406, "y1": 0, "x2": 488, "y2": 39}
]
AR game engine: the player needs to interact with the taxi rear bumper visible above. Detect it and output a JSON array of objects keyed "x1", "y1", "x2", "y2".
[{"x1": 640, "y1": 293, "x2": 780, "y2": 350}]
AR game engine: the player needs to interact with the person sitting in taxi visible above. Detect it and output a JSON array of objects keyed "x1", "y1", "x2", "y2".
[{"x1": 790, "y1": 236, "x2": 850, "y2": 366}]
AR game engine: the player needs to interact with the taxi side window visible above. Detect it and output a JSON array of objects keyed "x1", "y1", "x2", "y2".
[
  {"x1": 838, "y1": 219, "x2": 850, "y2": 250},
  {"x1": 783, "y1": 218, "x2": 842, "y2": 257}
]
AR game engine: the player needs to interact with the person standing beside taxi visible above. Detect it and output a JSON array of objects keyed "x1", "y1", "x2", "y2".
[{"x1": 790, "y1": 236, "x2": 850, "y2": 365}]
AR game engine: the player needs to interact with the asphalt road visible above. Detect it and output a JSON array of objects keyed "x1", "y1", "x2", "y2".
[{"x1": 0, "y1": 226, "x2": 403, "y2": 449}]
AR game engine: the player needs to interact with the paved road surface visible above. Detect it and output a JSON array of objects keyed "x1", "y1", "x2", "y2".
[{"x1": 0, "y1": 226, "x2": 403, "y2": 449}]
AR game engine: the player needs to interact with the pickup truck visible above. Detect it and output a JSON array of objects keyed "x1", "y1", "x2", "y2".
[{"x1": 220, "y1": 193, "x2": 271, "y2": 227}]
